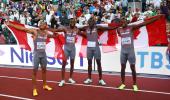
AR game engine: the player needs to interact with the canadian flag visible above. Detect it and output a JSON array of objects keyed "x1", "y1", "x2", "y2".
[
  {"x1": 6, "y1": 15, "x2": 168, "y2": 58},
  {"x1": 6, "y1": 21, "x2": 65, "y2": 59},
  {"x1": 116, "y1": 15, "x2": 168, "y2": 48},
  {"x1": 79, "y1": 15, "x2": 168, "y2": 57}
]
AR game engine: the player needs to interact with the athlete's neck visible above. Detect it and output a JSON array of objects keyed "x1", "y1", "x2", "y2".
[
  {"x1": 70, "y1": 26, "x2": 75, "y2": 29},
  {"x1": 90, "y1": 26, "x2": 95, "y2": 30}
]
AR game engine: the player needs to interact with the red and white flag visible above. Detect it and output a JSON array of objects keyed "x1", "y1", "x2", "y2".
[
  {"x1": 79, "y1": 15, "x2": 168, "y2": 57},
  {"x1": 99, "y1": 15, "x2": 168, "y2": 49},
  {"x1": 6, "y1": 15, "x2": 168, "y2": 58},
  {"x1": 124, "y1": 15, "x2": 167, "y2": 47},
  {"x1": 6, "y1": 21, "x2": 65, "y2": 59}
]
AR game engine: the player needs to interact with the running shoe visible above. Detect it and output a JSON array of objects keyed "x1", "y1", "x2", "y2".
[
  {"x1": 84, "y1": 78, "x2": 92, "y2": 84},
  {"x1": 99, "y1": 79, "x2": 106, "y2": 86},
  {"x1": 58, "y1": 80, "x2": 65, "y2": 87},
  {"x1": 43, "y1": 85, "x2": 52, "y2": 91},
  {"x1": 33, "y1": 89, "x2": 38, "y2": 96},
  {"x1": 68, "y1": 78, "x2": 76, "y2": 84},
  {"x1": 118, "y1": 84, "x2": 126, "y2": 90},
  {"x1": 133, "y1": 85, "x2": 139, "y2": 92}
]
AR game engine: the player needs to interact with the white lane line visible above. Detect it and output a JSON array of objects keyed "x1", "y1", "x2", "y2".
[
  {"x1": 0, "y1": 66, "x2": 170, "y2": 80},
  {"x1": 0, "y1": 75, "x2": 170, "y2": 95},
  {"x1": 0, "y1": 93, "x2": 35, "y2": 100}
]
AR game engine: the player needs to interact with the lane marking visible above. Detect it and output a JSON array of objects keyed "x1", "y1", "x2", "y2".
[
  {"x1": 0, "y1": 93, "x2": 35, "y2": 100},
  {"x1": 0, "y1": 75, "x2": 170, "y2": 95}
]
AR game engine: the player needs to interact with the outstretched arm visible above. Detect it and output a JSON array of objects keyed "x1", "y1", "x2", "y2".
[
  {"x1": 47, "y1": 27, "x2": 67, "y2": 38},
  {"x1": 77, "y1": 29, "x2": 87, "y2": 38},
  {"x1": 132, "y1": 14, "x2": 162, "y2": 30},
  {"x1": 78, "y1": 26, "x2": 88, "y2": 31},
  {"x1": 47, "y1": 28, "x2": 66, "y2": 33},
  {"x1": 97, "y1": 25, "x2": 121, "y2": 30},
  {"x1": 6, "y1": 21, "x2": 36, "y2": 34},
  {"x1": 46, "y1": 31, "x2": 58, "y2": 38}
]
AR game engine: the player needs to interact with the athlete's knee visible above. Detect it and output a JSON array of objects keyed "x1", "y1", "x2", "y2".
[
  {"x1": 33, "y1": 69, "x2": 38, "y2": 75},
  {"x1": 96, "y1": 59, "x2": 101, "y2": 64},
  {"x1": 121, "y1": 64, "x2": 126, "y2": 70},
  {"x1": 41, "y1": 67, "x2": 46, "y2": 73},
  {"x1": 130, "y1": 64, "x2": 136, "y2": 71},
  {"x1": 62, "y1": 60, "x2": 67, "y2": 66},
  {"x1": 88, "y1": 59, "x2": 92, "y2": 66},
  {"x1": 70, "y1": 59, "x2": 75, "y2": 65},
  {"x1": 96, "y1": 59, "x2": 101, "y2": 69}
]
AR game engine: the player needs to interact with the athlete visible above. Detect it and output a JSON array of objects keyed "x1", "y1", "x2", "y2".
[
  {"x1": 50, "y1": 18, "x2": 84, "y2": 87},
  {"x1": 80, "y1": 16, "x2": 120, "y2": 85},
  {"x1": 117, "y1": 15, "x2": 162, "y2": 91},
  {"x1": 6, "y1": 20, "x2": 57, "y2": 96}
]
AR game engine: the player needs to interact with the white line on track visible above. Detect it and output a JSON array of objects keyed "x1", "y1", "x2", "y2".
[
  {"x1": 0, "y1": 93, "x2": 35, "y2": 100},
  {"x1": 0, "y1": 75, "x2": 170, "y2": 95}
]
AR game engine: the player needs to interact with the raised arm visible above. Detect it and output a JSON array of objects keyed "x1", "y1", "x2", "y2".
[
  {"x1": 6, "y1": 21, "x2": 36, "y2": 34},
  {"x1": 132, "y1": 15, "x2": 162, "y2": 30}
]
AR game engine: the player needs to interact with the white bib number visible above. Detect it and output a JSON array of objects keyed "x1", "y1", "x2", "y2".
[
  {"x1": 66, "y1": 36, "x2": 75, "y2": 43},
  {"x1": 37, "y1": 42, "x2": 46, "y2": 49},
  {"x1": 122, "y1": 37, "x2": 131, "y2": 45},
  {"x1": 87, "y1": 41, "x2": 96, "y2": 47}
]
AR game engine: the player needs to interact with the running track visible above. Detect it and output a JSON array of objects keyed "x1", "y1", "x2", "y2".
[{"x1": 0, "y1": 66, "x2": 170, "y2": 100}]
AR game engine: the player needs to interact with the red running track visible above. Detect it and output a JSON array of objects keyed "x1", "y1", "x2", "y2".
[{"x1": 0, "y1": 67, "x2": 170, "y2": 100}]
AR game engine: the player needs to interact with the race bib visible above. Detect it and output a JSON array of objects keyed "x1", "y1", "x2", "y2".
[
  {"x1": 66, "y1": 36, "x2": 75, "y2": 43},
  {"x1": 37, "y1": 42, "x2": 46, "y2": 49},
  {"x1": 121, "y1": 37, "x2": 131, "y2": 45},
  {"x1": 87, "y1": 41, "x2": 96, "y2": 47}
]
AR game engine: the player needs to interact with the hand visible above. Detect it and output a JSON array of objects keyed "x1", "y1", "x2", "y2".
[
  {"x1": 157, "y1": 14, "x2": 164, "y2": 18},
  {"x1": 4, "y1": 20, "x2": 10, "y2": 26},
  {"x1": 53, "y1": 32, "x2": 59, "y2": 37}
]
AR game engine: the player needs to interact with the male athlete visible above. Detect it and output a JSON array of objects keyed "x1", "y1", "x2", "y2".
[
  {"x1": 117, "y1": 15, "x2": 162, "y2": 91},
  {"x1": 7, "y1": 20, "x2": 57, "y2": 96}
]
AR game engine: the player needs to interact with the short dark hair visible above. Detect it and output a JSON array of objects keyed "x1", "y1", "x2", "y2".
[{"x1": 88, "y1": 17, "x2": 96, "y2": 24}]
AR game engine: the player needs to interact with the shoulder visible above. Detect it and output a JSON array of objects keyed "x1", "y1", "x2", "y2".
[
  {"x1": 117, "y1": 27, "x2": 122, "y2": 31},
  {"x1": 44, "y1": 30, "x2": 49, "y2": 34},
  {"x1": 74, "y1": 27, "x2": 79, "y2": 31},
  {"x1": 28, "y1": 28, "x2": 38, "y2": 35},
  {"x1": 62, "y1": 27, "x2": 67, "y2": 31}
]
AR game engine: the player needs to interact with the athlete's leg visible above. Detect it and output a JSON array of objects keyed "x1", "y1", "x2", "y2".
[
  {"x1": 70, "y1": 59, "x2": 75, "y2": 78},
  {"x1": 96, "y1": 59, "x2": 102, "y2": 80},
  {"x1": 118, "y1": 52, "x2": 127, "y2": 90},
  {"x1": 88, "y1": 59, "x2": 93, "y2": 79},
  {"x1": 32, "y1": 53, "x2": 39, "y2": 96},
  {"x1": 70, "y1": 47, "x2": 76, "y2": 79},
  {"x1": 61, "y1": 60, "x2": 67, "y2": 80},
  {"x1": 130, "y1": 64, "x2": 136, "y2": 85},
  {"x1": 41, "y1": 57, "x2": 52, "y2": 91},
  {"x1": 121, "y1": 64, "x2": 126, "y2": 84}
]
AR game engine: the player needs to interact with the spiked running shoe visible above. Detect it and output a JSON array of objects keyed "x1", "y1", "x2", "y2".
[
  {"x1": 84, "y1": 78, "x2": 92, "y2": 84},
  {"x1": 43, "y1": 85, "x2": 52, "y2": 91},
  {"x1": 118, "y1": 84, "x2": 126, "y2": 90},
  {"x1": 33, "y1": 89, "x2": 38, "y2": 96},
  {"x1": 58, "y1": 80, "x2": 65, "y2": 87},
  {"x1": 133, "y1": 85, "x2": 139, "y2": 92},
  {"x1": 99, "y1": 79, "x2": 106, "y2": 86},
  {"x1": 68, "y1": 78, "x2": 76, "y2": 84}
]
